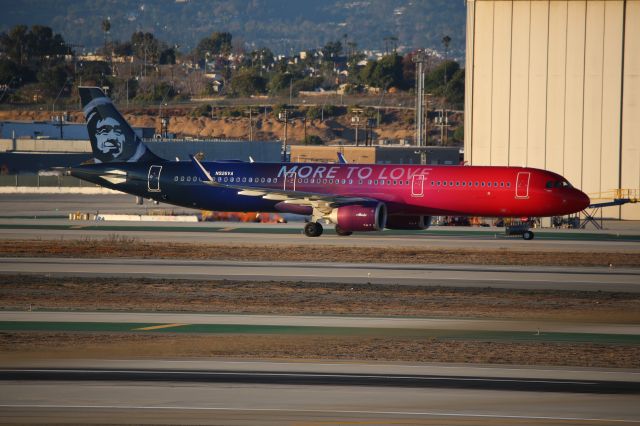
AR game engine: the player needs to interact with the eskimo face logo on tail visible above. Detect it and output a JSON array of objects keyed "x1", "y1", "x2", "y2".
[{"x1": 95, "y1": 117, "x2": 125, "y2": 159}]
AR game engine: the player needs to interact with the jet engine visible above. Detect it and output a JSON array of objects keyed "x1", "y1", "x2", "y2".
[
  {"x1": 385, "y1": 215, "x2": 432, "y2": 230},
  {"x1": 328, "y1": 202, "x2": 387, "y2": 232}
]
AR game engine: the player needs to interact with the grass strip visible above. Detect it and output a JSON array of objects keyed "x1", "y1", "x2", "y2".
[{"x1": 1, "y1": 321, "x2": 638, "y2": 345}]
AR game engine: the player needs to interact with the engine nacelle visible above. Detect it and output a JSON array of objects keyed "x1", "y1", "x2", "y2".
[
  {"x1": 328, "y1": 202, "x2": 387, "y2": 232},
  {"x1": 385, "y1": 215, "x2": 432, "y2": 230}
]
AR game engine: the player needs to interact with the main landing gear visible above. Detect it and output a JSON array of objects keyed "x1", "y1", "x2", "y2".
[
  {"x1": 334, "y1": 225, "x2": 353, "y2": 236},
  {"x1": 304, "y1": 221, "x2": 323, "y2": 237}
]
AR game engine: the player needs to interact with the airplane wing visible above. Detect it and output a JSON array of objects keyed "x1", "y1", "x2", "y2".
[{"x1": 191, "y1": 155, "x2": 374, "y2": 213}]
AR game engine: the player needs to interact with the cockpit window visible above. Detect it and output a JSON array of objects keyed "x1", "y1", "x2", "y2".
[{"x1": 547, "y1": 180, "x2": 573, "y2": 189}]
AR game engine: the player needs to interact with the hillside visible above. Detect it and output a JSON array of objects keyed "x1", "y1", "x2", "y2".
[{"x1": 0, "y1": 0, "x2": 466, "y2": 58}]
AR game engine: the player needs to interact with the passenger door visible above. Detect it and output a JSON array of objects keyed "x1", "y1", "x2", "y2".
[
  {"x1": 411, "y1": 174, "x2": 425, "y2": 198},
  {"x1": 516, "y1": 172, "x2": 530, "y2": 199},
  {"x1": 148, "y1": 165, "x2": 162, "y2": 192}
]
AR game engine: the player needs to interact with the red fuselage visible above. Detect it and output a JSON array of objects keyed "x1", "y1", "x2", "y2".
[{"x1": 269, "y1": 163, "x2": 590, "y2": 217}]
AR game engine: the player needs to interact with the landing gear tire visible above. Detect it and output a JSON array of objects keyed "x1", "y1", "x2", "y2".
[
  {"x1": 522, "y1": 231, "x2": 535, "y2": 240},
  {"x1": 304, "y1": 221, "x2": 323, "y2": 237},
  {"x1": 335, "y1": 225, "x2": 353, "y2": 237}
]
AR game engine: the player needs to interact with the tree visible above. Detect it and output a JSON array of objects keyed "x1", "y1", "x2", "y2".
[
  {"x1": 0, "y1": 25, "x2": 66, "y2": 65},
  {"x1": 130, "y1": 32, "x2": 160, "y2": 64},
  {"x1": 267, "y1": 72, "x2": 293, "y2": 94},
  {"x1": 452, "y1": 125, "x2": 464, "y2": 143},
  {"x1": 425, "y1": 60, "x2": 459, "y2": 92},
  {"x1": 321, "y1": 40, "x2": 342, "y2": 59},
  {"x1": 37, "y1": 63, "x2": 70, "y2": 97},
  {"x1": 231, "y1": 69, "x2": 266, "y2": 97},
  {"x1": 194, "y1": 32, "x2": 232, "y2": 62},
  {"x1": 159, "y1": 48, "x2": 176, "y2": 65},
  {"x1": 0, "y1": 58, "x2": 35, "y2": 87},
  {"x1": 359, "y1": 53, "x2": 404, "y2": 90}
]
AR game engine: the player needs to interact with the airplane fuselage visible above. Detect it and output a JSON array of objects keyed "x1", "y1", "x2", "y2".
[{"x1": 71, "y1": 161, "x2": 590, "y2": 218}]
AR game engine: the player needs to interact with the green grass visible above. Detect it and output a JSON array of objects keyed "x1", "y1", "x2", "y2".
[{"x1": 1, "y1": 321, "x2": 638, "y2": 344}]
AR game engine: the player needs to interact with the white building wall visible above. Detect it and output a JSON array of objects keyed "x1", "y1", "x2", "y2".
[{"x1": 465, "y1": 0, "x2": 640, "y2": 219}]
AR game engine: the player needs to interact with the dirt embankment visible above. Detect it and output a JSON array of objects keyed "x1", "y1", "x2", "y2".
[
  {"x1": 1, "y1": 239, "x2": 638, "y2": 268},
  {"x1": 0, "y1": 107, "x2": 418, "y2": 143},
  {"x1": 3, "y1": 275, "x2": 638, "y2": 323},
  {"x1": 2, "y1": 332, "x2": 637, "y2": 369}
]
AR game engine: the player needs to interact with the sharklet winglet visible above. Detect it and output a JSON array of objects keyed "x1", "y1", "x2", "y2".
[{"x1": 190, "y1": 155, "x2": 214, "y2": 182}]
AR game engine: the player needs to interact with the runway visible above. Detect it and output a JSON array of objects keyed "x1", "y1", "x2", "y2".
[
  {"x1": 2, "y1": 194, "x2": 640, "y2": 251},
  {"x1": 1, "y1": 360, "x2": 639, "y2": 425},
  {"x1": 2, "y1": 256, "x2": 639, "y2": 292},
  {"x1": 2, "y1": 311, "x2": 638, "y2": 336}
]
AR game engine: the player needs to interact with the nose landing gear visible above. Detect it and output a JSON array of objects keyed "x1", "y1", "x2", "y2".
[{"x1": 505, "y1": 224, "x2": 535, "y2": 240}]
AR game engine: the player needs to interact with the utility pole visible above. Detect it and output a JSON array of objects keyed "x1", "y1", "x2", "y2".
[
  {"x1": 412, "y1": 50, "x2": 427, "y2": 163},
  {"x1": 351, "y1": 108, "x2": 363, "y2": 146},
  {"x1": 245, "y1": 108, "x2": 254, "y2": 141},
  {"x1": 278, "y1": 108, "x2": 291, "y2": 161}
]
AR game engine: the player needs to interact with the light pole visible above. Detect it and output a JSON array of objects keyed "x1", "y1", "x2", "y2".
[
  {"x1": 278, "y1": 108, "x2": 291, "y2": 161},
  {"x1": 412, "y1": 50, "x2": 427, "y2": 156}
]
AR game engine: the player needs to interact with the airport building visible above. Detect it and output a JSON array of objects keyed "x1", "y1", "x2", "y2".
[
  {"x1": 289, "y1": 145, "x2": 461, "y2": 165},
  {"x1": 0, "y1": 121, "x2": 282, "y2": 174},
  {"x1": 464, "y1": 0, "x2": 640, "y2": 219}
]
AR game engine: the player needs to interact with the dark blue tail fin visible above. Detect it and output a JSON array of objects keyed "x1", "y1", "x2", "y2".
[{"x1": 79, "y1": 87, "x2": 161, "y2": 164}]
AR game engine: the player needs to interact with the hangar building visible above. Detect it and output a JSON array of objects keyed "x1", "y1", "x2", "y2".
[{"x1": 464, "y1": 0, "x2": 640, "y2": 219}]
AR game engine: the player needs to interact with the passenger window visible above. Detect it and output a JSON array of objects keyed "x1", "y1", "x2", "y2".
[
  {"x1": 500, "y1": 182, "x2": 504, "y2": 187},
  {"x1": 273, "y1": 178, "x2": 278, "y2": 183},
  {"x1": 180, "y1": 176, "x2": 185, "y2": 182},
  {"x1": 481, "y1": 182, "x2": 485, "y2": 187},
  {"x1": 174, "y1": 176, "x2": 178, "y2": 182},
  {"x1": 380, "y1": 180, "x2": 385, "y2": 186},
  {"x1": 348, "y1": 179, "x2": 353, "y2": 184},
  {"x1": 437, "y1": 181, "x2": 441, "y2": 186},
  {"x1": 507, "y1": 182, "x2": 511, "y2": 187},
  {"x1": 456, "y1": 182, "x2": 460, "y2": 186},
  {"x1": 443, "y1": 182, "x2": 447, "y2": 186}
]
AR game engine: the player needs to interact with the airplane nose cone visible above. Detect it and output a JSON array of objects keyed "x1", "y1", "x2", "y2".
[{"x1": 575, "y1": 190, "x2": 590, "y2": 211}]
